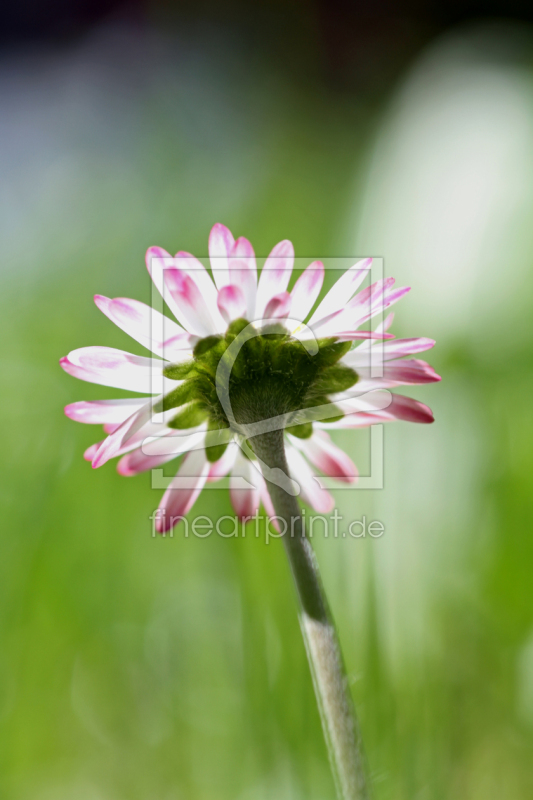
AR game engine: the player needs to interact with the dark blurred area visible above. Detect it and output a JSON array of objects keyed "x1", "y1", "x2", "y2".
[{"x1": 3, "y1": 0, "x2": 533, "y2": 93}]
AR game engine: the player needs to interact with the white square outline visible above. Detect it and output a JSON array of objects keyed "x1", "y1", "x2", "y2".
[{"x1": 147, "y1": 256, "x2": 386, "y2": 491}]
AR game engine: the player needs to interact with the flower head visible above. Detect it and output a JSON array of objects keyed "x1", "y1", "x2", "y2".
[{"x1": 61, "y1": 223, "x2": 440, "y2": 532}]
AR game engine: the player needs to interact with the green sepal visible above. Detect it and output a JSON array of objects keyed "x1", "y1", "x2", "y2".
[
  {"x1": 172, "y1": 329, "x2": 354, "y2": 434},
  {"x1": 163, "y1": 360, "x2": 196, "y2": 380},
  {"x1": 193, "y1": 375, "x2": 220, "y2": 412},
  {"x1": 218, "y1": 345, "x2": 246, "y2": 381},
  {"x1": 286, "y1": 422, "x2": 313, "y2": 439},
  {"x1": 243, "y1": 333, "x2": 264, "y2": 366},
  {"x1": 315, "y1": 339, "x2": 352, "y2": 368},
  {"x1": 318, "y1": 400, "x2": 344, "y2": 422},
  {"x1": 168, "y1": 403, "x2": 208, "y2": 429},
  {"x1": 205, "y1": 442, "x2": 228, "y2": 463},
  {"x1": 193, "y1": 338, "x2": 228, "y2": 379},
  {"x1": 261, "y1": 326, "x2": 288, "y2": 339},
  {"x1": 205, "y1": 418, "x2": 230, "y2": 463},
  {"x1": 301, "y1": 395, "x2": 344, "y2": 423},
  {"x1": 159, "y1": 381, "x2": 196, "y2": 412},
  {"x1": 269, "y1": 336, "x2": 301, "y2": 372},
  {"x1": 314, "y1": 364, "x2": 358, "y2": 394},
  {"x1": 225, "y1": 318, "x2": 250, "y2": 343},
  {"x1": 194, "y1": 335, "x2": 223, "y2": 358},
  {"x1": 321, "y1": 408, "x2": 344, "y2": 423}
]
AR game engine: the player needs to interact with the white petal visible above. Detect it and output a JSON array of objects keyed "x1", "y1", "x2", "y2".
[
  {"x1": 174, "y1": 251, "x2": 226, "y2": 331},
  {"x1": 209, "y1": 223, "x2": 235, "y2": 290},
  {"x1": 344, "y1": 337, "x2": 436, "y2": 367},
  {"x1": 350, "y1": 284, "x2": 410, "y2": 329},
  {"x1": 217, "y1": 284, "x2": 247, "y2": 325},
  {"x1": 322, "y1": 394, "x2": 435, "y2": 427},
  {"x1": 141, "y1": 427, "x2": 207, "y2": 457},
  {"x1": 117, "y1": 445, "x2": 181, "y2": 476},
  {"x1": 308, "y1": 258, "x2": 371, "y2": 326},
  {"x1": 94, "y1": 295, "x2": 185, "y2": 357},
  {"x1": 230, "y1": 237, "x2": 257, "y2": 319},
  {"x1": 91, "y1": 422, "x2": 176, "y2": 459},
  {"x1": 255, "y1": 239, "x2": 294, "y2": 319},
  {"x1": 156, "y1": 449, "x2": 210, "y2": 532},
  {"x1": 310, "y1": 277, "x2": 392, "y2": 336},
  {"x1": 60, "y1": 347, "x2": 165, "y2": 393},
  {"x1": 263, "y1": 291, "x2": 291, "y2": 319},
  {"x1": 350, "y1": 359, "x2": 441, "y2": 389},
  {"x1": 145, "y1": 246, "x2": 187, "y2": 323},
  {"x1": 207, "y1": 442, "x2": 238, "y2": 481},
  {"x1": 65, "y1": 398, "x2": 146, "y2": 425},
  {"x1": 118, "y1": 428, "x2": 207, "y2": 475},
  {"x1": 165, "y1": 268, "x2": 219, "y2": 336},
  {"x1": 285, "y1": 444, "x2": 334, "y2": 513},
  {"x1": 289, "y1": 261, "x2": 324, "y2": 326},
  {"x1": 289, "y1": 431, "x2": 357, "y2": 484},
  {"x1": 229, "y1": 451, "x2": 261, "y2": 520},
  {"x1": 91, "y1": 399, "x2": 160, "y2": 468}
]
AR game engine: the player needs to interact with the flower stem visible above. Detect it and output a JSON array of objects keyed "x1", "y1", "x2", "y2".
[{"x1": 251, "y1": 428, "x2": 370, "y2": 800}]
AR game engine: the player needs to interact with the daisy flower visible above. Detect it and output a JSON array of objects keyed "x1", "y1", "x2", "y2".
[
  {"x1": 61, "y1": 223, "x2": 440, "y2": 533},
  {"x1": 60, "y1": 222, "x2": 440, "y2": 799}
]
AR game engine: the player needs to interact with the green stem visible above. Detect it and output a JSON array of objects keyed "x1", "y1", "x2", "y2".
[{"x1": 251, "y1": 428, "x2": 370, "y2": 800}]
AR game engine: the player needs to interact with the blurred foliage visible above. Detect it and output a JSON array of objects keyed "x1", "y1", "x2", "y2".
[{"x1": 1, "y1": 18, "x2": 533, "y2": 800}]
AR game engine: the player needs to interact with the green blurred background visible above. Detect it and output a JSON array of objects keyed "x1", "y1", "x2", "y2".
[{"x1": 1, "y1": 2, "x2": 533, "y2": 798}]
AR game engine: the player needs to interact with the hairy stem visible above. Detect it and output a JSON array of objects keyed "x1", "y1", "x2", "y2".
[{"x1": 251, "y1": 428, "x2": 370, "y2": 800}]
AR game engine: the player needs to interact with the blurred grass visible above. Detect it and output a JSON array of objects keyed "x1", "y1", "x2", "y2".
[{"x1": 1, "y1": 19, "x2": 533, "y2": 800}]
